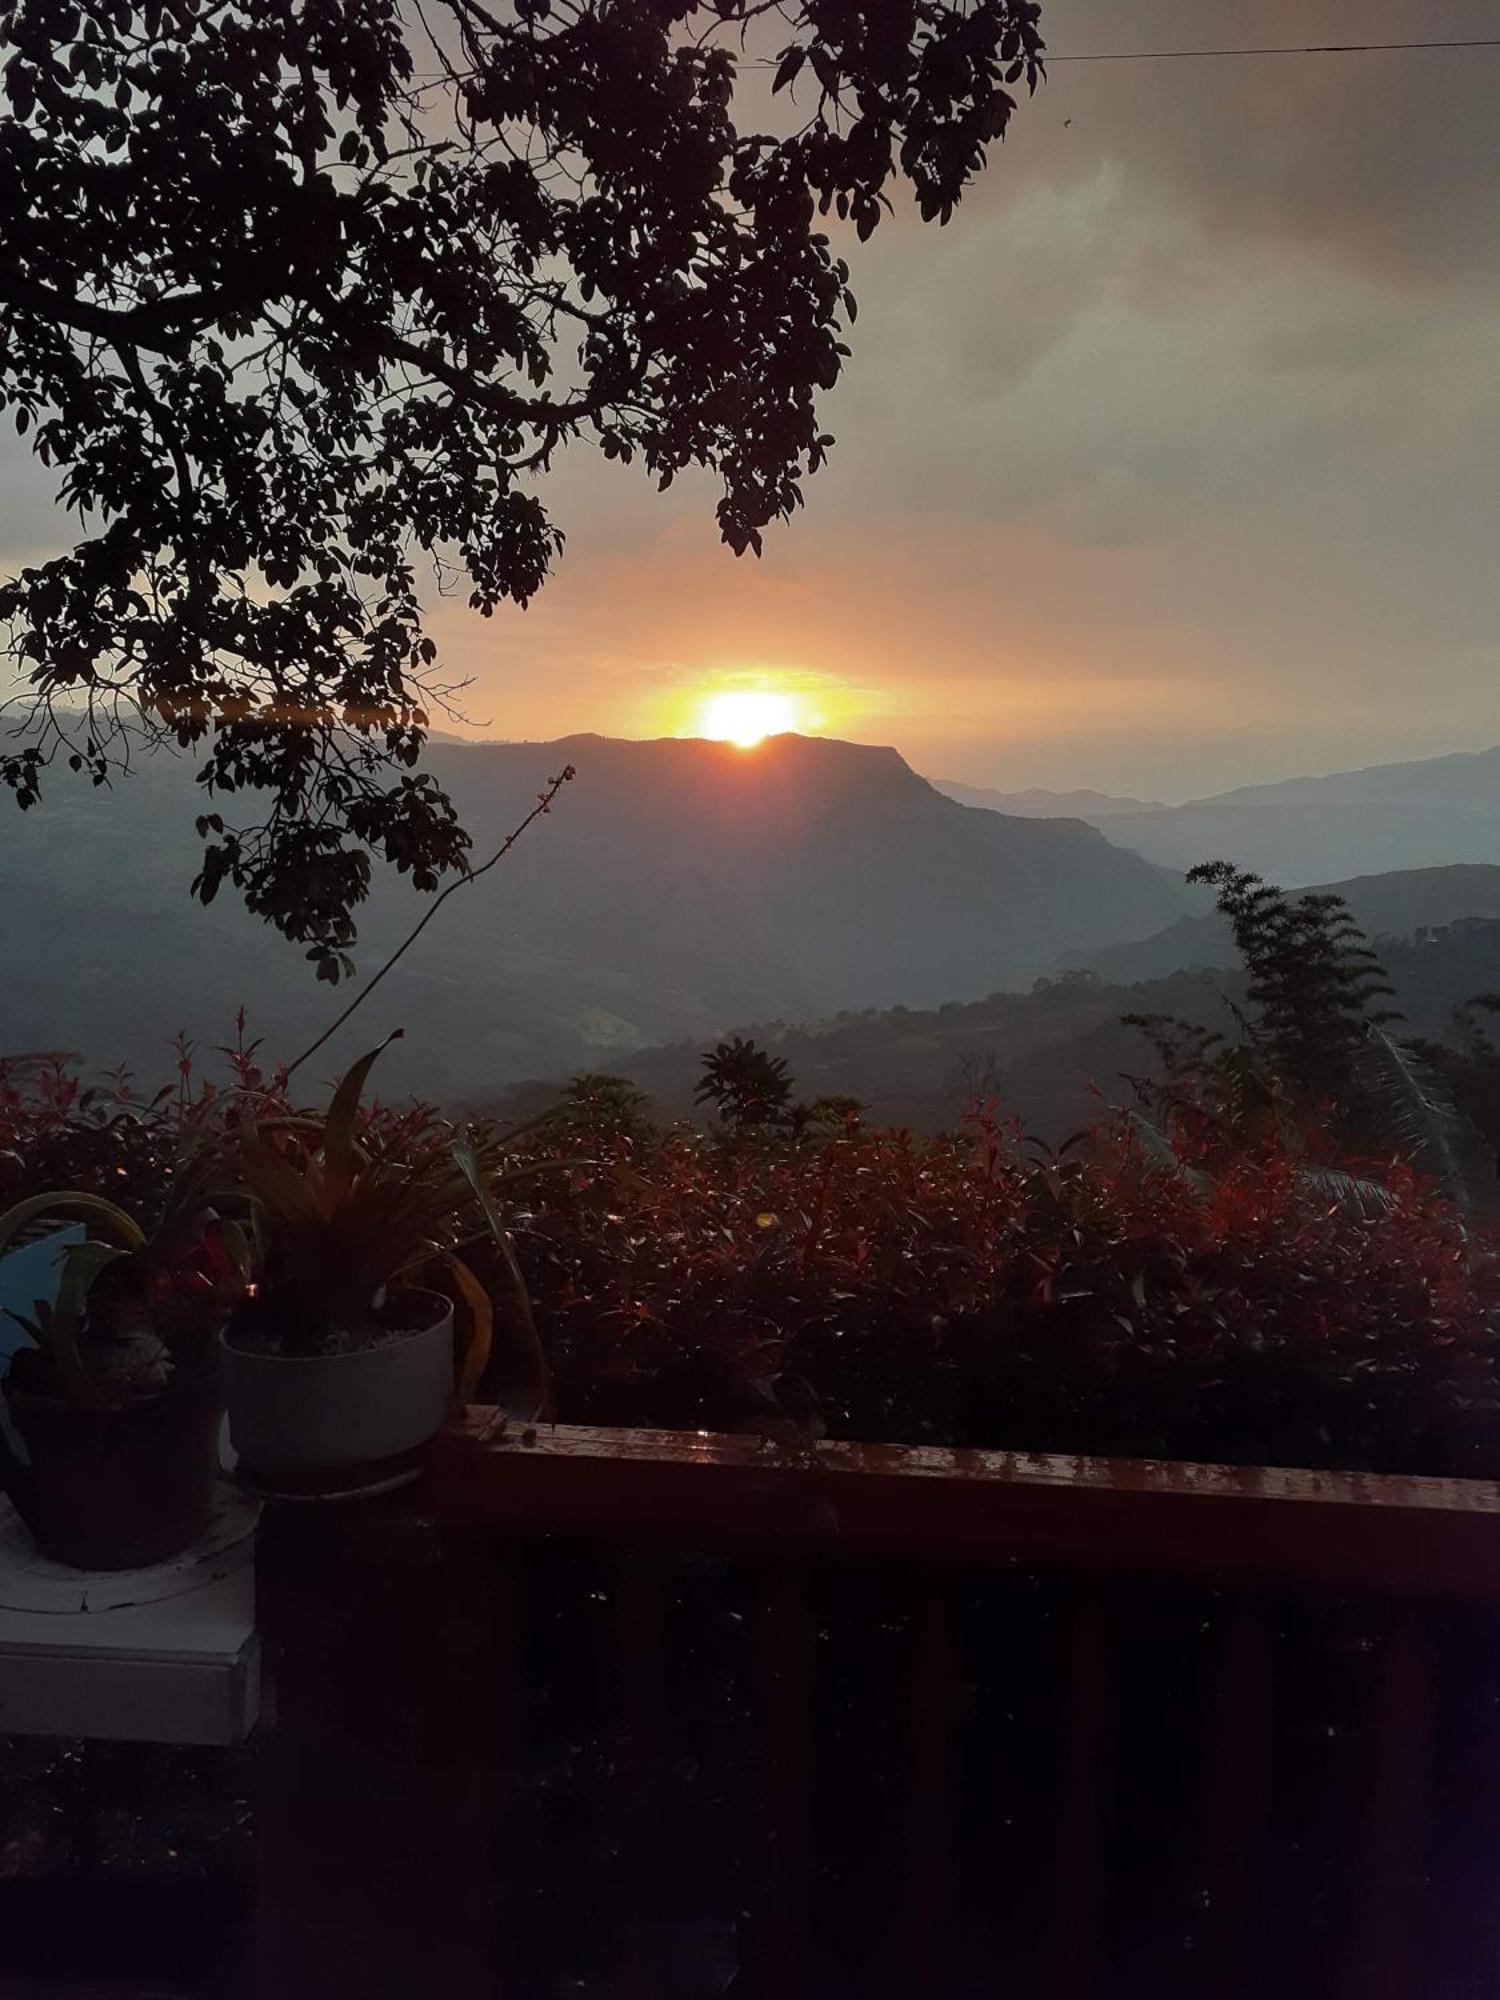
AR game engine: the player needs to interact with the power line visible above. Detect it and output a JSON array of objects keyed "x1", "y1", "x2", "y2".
[
  {"x1": 410, "y1": 32, "x2": 1500, "y2": 86},
  {"x1": 1049, "y1": 37, "x2": 1500, "y2": 63}
]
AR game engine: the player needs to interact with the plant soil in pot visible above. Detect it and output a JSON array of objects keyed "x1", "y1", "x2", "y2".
[
  {"x1": 222, "y1": 1288, "x2": 455, "y2": 1475},
  {"x1": 1, "y1": 1356, "x2": 224, "y2": 1570}
]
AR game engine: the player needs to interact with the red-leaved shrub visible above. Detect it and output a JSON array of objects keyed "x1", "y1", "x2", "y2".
[{"x1": 5, "y1": 1040, "x2": 1499, "y2": 1476}]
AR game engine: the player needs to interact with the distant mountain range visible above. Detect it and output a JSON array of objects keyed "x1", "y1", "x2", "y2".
[
  {"x1": 940, "y1": 746, "x2": 1500, "y2": 886},
  {"x1": 932, "y1": 780, "x2": 1166, "y2": 819},
  {"x1": 1057, "y1": 864, "x2": 1500, "y2": 984},
  {"x1": 0, "y1": 731, "x2": 1186, "y2": 1098}
]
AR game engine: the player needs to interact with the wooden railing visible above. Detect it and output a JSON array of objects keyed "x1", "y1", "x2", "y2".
[{"x1": 255, "y1": 1415, "x2": 1500, "y2": 2000}]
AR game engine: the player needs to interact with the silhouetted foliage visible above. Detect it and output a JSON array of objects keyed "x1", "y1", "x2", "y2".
[
  {"x1": 1414, "y1": 992, "x2": 1500, "y2": 1173},
  {"x1": 696, "y1": 1036, "x2": 795, "y2": 1133},
  {"x1": 1125, "y1": 866, "x2": 1499, "y2": 1215},
  {"x1": 0, "y1": 1053, "x2": 178, "y2": 1211},
  {"x1": 1185, "y1": 860, "x2": 1398, "y2": 1102},
  {"x1": 799, "y1": 1092, "x2": 868, "y2": 1135},
  {"x1": 1126, "y1": 863, "x2": 1396, "y2": 1144},
  {"x1": 0, "y1": 0, "x2": 1044, "y2": 975},
  {"x1": 548, "y1": 1073, "x2": 652, "y2": 1145}
]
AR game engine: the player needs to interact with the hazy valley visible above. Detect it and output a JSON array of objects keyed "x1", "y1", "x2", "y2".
[
  {"x1": 0, "y1": 731, "x2": 1185, "y2": 1097},
  {"x1": 7, "y1": 731, "x2": 1498, "y2": 1119}
]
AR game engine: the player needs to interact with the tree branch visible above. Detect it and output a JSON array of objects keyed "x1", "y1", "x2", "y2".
[
  {"x1": 282, "y1": 762, "x2": 576, "y2": 1079},
  {"x1": 1, "y1": 261, "x2": 608, "y2": 435},
  {"x1": 0, "y1": 265, "x2": 229, "y2": 355},
  {"x1": 378, "y1": 329, "x2": 604, "y2": 429}
]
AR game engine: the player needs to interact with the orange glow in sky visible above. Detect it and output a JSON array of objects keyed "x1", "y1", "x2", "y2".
[{"x1": 696, "y1": 688, "x2": 801, "y2": 748}]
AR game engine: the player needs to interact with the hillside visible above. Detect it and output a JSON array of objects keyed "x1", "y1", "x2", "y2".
[
  {"x1": 949, "y1": 747, "x2": 1500, "y2": 885},
  {"x1": 491, "y1": 918, "x2": 1500, "y2": 1143},
  {"x1": 1056, "y1": 864, "x2": 1500, "y2": 983},
  {"x1": 0, "y1": 731, "x2": 1186, "y2": 1099}
]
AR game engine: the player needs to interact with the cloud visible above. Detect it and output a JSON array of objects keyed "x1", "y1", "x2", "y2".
[
  {"x1": 1005, "y1": 0, "x2": 1500, "y2": 292},
  {"x1": 2, "y1": 0, "x2": 1497, "y2": 804}
]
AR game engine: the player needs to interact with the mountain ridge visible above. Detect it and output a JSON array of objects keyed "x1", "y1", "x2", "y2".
[
  {"x1": 0, "y1": 730, "x2": 1186, "y2": 1098},
  {"x1": 942, "y1": 744, "x2": 1500, "y2": 885},
  {"x1": 932, "y1": 779, "x2": 1167, "y2": 818}
]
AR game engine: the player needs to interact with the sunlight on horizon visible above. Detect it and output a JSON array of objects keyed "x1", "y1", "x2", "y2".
[{"x1": 696, "y1": 688, "x2": 802, "y2": 748}]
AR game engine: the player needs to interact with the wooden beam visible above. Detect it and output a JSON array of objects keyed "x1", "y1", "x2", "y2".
[{"x1": 430, "y1": 1414, "x2": 1500, "y2": 1600}]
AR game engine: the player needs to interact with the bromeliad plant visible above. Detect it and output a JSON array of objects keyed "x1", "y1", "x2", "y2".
[
  {"x1": 228, "y1": 1036, "x2": 484, "y2": 1381},
  {"x1": 0, "y1": 1159, "x2": 242, "y2": 1567},
  {"x1": 225, "y1": 1033, "x2": 552, "y2": 1415},
  {"x1": 0, "y1": 1157, "x2": 241, "y2": 1407}
]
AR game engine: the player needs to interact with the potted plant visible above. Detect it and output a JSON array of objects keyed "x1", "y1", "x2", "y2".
[
  {"x1": 220, "y1": 1036, "x2": 528, "y2": 1479},
  {"x1": 0, "y1": 1163, "x2": 239, "y2": 1569}
]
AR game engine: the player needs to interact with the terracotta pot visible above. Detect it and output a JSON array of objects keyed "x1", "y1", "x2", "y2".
[
  {"x1": 0, "y1": 1361, "x2": 224, "y2": 1570},
  {"x1": 221, "y1": 1290, "x2": 454, "y2": 1475}
]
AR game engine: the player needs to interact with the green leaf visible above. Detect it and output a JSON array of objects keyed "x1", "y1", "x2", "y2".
[{"x1": 323, "y1": 1031, "x2": 404, "y2": 1210}]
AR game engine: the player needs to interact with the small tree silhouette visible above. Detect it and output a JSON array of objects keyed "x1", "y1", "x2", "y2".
[
  {"x1": 695, "y1": 1038, "x2": 795, "y2": 1135},
  {"x1": 555, "y1": 1073, "x2": 652, "y2": 1143},
  {"x1": 802, "y1": 1093, "x2": 867, "y2": 1134},
  {"x1": 1186, "y1": 860, "x2": 1398, "y2": 1104},
  {"x1": 1124, "y1": 863, "x2": 1500, "y2": 1216}
]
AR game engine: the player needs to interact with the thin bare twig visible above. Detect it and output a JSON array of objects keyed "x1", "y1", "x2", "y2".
[{"x1": 283, "y1": 761, "x2": 576, "y2": 1080}]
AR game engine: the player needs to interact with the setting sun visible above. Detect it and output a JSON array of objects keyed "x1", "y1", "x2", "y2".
[{"x1": 697, "y1": 689, "x2": 799, "y2": 748}]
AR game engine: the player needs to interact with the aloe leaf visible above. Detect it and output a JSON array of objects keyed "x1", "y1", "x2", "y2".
[{"x1": 220, "y1": 1218, "x2": 255, "y2": 1287}]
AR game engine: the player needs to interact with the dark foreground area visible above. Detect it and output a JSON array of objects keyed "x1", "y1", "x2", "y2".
[{"x1": 4, "y1": 1429, "x2": 1499, "y2": 2000}]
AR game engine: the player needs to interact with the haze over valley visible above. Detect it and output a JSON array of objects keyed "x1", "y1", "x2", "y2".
[{"x1": 5, "y1": 731, "x2": 1499, "y2": 1110}]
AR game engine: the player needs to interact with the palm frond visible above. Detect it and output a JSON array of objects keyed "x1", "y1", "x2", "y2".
[
  {"x1": 1121, "y1": 1112, "x2": 1208, "y2": 1196},
  {"x1": 1359, "y1": 1029, "x2": 1498, "y2": 1221},
  {"x1": 1300, "y1": 1168, "x2": 1400, "y2": 1222}
]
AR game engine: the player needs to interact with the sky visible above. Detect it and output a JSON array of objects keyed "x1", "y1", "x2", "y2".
[{"x1": 3, "y1": 0, "x2": 1498, "y2": 801}]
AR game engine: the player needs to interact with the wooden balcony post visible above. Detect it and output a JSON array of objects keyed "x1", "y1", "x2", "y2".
[
  {"x1": 254, "y1": 1491, "x2": 502, "y2": 1999},
  {"x1": 1206, "y1": 1602, "x2": 1275, "y2": 2000},
  {"x1": 1360, "y1": 1605, "x2": 1433, "y2": 2000}
]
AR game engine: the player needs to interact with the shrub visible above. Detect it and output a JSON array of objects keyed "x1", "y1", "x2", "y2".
[
  {"x1": 498, "y1": 1108, "x2": 1500, "y2": 1478},
  {"x1": 6, "y1": 1038, "x2": 1500, "y2": 1477}
]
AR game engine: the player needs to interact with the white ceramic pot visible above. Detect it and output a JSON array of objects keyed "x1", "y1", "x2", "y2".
[{"x1": 221, "y1": 1293, "x2": 454, "y2": 1471}]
